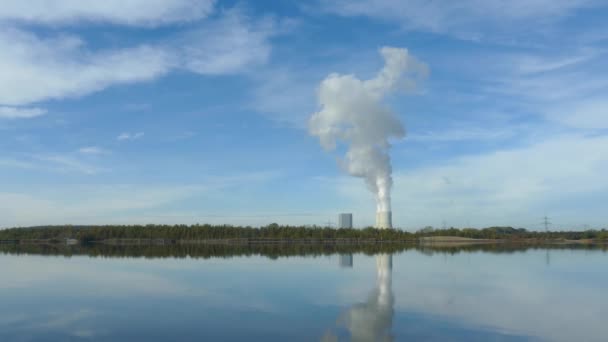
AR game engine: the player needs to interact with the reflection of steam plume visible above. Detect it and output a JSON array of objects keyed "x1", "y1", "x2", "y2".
[
  {"x1": 323, "y1": 254, "x2": 394, "y2": 341},
  {"x1": 309, "y1": 47, "x2": 427, "y2": 227}
]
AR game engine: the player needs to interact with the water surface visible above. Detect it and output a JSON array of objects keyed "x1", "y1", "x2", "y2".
[{"x1": 0, "y1": 245, "x2": 606, "y2": 341}]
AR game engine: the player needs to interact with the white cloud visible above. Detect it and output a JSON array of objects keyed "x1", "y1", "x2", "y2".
[
  {"x1": 0, "y1": 28, "x2": 174, "y2": 106},
  {"x1": 117, "y1": 132, "x2": 144, "y2": 141},
  {"x1": 0, "y1": 0, "x2": 216, "y2": 26},
  {"x1": 0, "y1": 8, "x2": 279, "y2": 108},
  {"x1": 0, "y1": 106, "x2": 46, "y2": 119}
]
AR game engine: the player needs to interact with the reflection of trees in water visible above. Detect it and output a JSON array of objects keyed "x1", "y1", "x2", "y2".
[
  {"x1": 0, "y1": 243, "x2": 411, "y2": 259},
  {"x1": 0, "y1": 243, "x2": 605, "y2": 259},
  {"x1": 323, "y1": 254, "x2": 394, "y2": 342}
]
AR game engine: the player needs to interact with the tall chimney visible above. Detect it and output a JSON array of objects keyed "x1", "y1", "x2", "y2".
[{"x1": 375, "y1": 211, "x2": 392, "y2": 229}]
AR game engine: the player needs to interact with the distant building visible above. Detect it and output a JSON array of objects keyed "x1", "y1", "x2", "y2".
[
  {"x1": 339, "y1": 254, "x2": 353, "y2": 268},
  {"x1": 339, "y1": 213, "x2": 353, "y2": 229}
]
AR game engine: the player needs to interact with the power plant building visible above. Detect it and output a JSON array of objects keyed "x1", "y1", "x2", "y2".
[{"x1": 338, "y1": 213, "x2": 353, "y2": 229}]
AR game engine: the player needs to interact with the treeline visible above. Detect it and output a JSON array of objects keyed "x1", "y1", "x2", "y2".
[
  {"x1": 417, "y1": 226, "x2": 608, "y2": 241},
  {"x1": 0, "y1": 224, "x2": 415, "y2": 242},
  {"x1": 0, "y1": 224, "x2": 607, "y2": 242}
]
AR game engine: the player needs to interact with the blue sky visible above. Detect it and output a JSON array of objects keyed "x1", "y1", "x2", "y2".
[{"x1": 1, "y1": 0, "x2": 607, "y2": 230}]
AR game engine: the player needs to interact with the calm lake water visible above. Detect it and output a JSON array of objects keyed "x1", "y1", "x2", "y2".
[{"x1": 0, "y1": 245, "x2": 606, "y2": 341}]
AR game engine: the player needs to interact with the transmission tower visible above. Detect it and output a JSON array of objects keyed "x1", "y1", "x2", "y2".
[{"x1": 542, "y1": 215, "x2": 551, "y2": 232}]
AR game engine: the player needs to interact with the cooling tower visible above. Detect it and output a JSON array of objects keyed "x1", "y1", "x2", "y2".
[{"x1": 375, "y1": 211, "x2": 392, "y2": 229}]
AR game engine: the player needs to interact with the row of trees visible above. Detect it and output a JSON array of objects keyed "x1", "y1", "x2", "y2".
[
  {"x1": 418, "y1": 226, "x2": 608, "y2": 241},
  {"x1": 0, "y1": 224, "x2": 415, "y2": 242},
  {"x1": 1, "y1": 224, "x2": 607, "y2": 242}
]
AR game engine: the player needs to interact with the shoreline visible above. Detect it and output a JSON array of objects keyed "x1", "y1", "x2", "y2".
[{"x1": 2, "y1": 236, "x2": 606, "y2": 247}]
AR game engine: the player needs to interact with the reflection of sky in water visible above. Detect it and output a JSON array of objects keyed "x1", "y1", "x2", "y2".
[{"x1": 0, "y1": 249, "x2": 606, "y2": 341}]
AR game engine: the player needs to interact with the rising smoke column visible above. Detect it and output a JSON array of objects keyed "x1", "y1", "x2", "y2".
[{"x1": 309, "y1": 47, "x2": 428, "y2": 214}]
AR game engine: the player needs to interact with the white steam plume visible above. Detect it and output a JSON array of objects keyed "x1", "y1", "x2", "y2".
[{"x1": 310, "y1": 47, "x2": 428, "y2": 213}]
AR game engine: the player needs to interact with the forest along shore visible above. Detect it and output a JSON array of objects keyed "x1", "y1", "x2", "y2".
[{"x1": 0, "y1": 225, "x2": 607, "y2": 246}]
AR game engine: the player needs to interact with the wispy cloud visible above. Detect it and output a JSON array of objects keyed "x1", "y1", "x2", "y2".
[
  {"x1": 117, "y1": 132, "x2": 144, "y2": 141},
  {"x1": 0, "y1": 6, "x2": 280, "y2": 108},
  {"x1": 318, "y1": 0, "x2": 605, "y2": 40},
  {"x1": 1, "y1": 153, "x2": 107, "y2": 175},
  {"x1": 33, "y1": 155, "x2": 106, "y2": 175},
  {"x1": 179, "y1": 7, "x2": 278, "y2": 75},
  {"x1": 477, "y1": 49, "x2": 608, "y2": 130},
  {"x1": 0, "y1": 0, "x2": 216, "y2": 26},
  {"x1": 78, "y1": 146, "x2": 109, "y2": 155},
  {"x1": 0, "y1": 158, "x2": 36, "y2": 169},
  {"x1": 513, "y1": 51, "x2": 598, "y2": 75},
  {"x1": 0, "y1": 28, "x2": 174, "y2": 106},
  {"x1": 0, "y1": 106, "x2": 46, "y2": 119}
]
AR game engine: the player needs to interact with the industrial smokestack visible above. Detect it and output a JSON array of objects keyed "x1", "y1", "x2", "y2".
[
  {"x1": 375, "y1": 211, "x2": 392, "y2": 229},
  {"x1": 309, "y1": 47, "x2": 428, "y2": 228}
]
